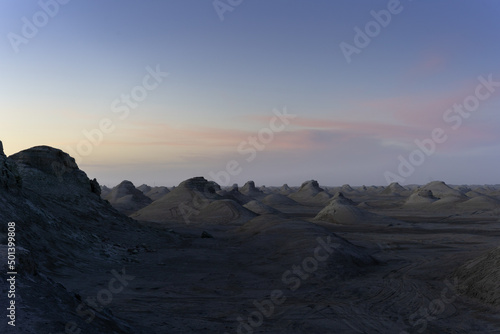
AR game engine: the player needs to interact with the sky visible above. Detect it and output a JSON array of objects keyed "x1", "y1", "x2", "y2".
[{"x1": 1, "y1": 0, "x2": 500, "y2": 187}]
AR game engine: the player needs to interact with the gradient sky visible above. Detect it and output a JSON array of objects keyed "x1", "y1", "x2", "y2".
[{"x1": 1, "y1": 0, "x2": 500, "y2": 187}]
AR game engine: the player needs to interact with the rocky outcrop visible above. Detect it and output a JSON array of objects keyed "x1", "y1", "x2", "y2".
[
  {"x1": 9, "y1": 145, "x2": 98, "y2": 198},
  {"x1": 0, "y1": 142, "x2": 142, "y2": 332},
  {"x1": 240, "y1": 180, "x2": 264, "y2": 198},
  {"x1": 418, "y1": 181, "x2": 466, "y2": 199},
  {"x1": 380, "y1": 182, "x2": 407, "y2": 196},
  {"x1": 288, "y1": 180, "x2": 331, "y2": 205},
  {"x1": 314, "y1": 192, "x2": 366, "y2": 224},
  {"x1": 131, "y1": 177, "x2": 224, "y2": 223},
  {"x1": 404, "y1": 189, "x2": 439, "y2": 206},
  {"x1": 105, "y1": 180, "x2": 153, "y2": 215},
  {"x1": 243, "y1": 199, "x2": 281, "y2": 215},
  {"x1": 455, "y1": 246, "x2": 500, "y2": 306},
  {"x1": 0, "y1": 140, "x2": 22, "y2": 191},
  {"x1": 279, "y1": 183, "x2": 293, "y2": 195},
  {"x1": 137, "y1": 184, "x2": 170, "y2": 201},
  {"x1": 314, "y1": 192, "x2": 399, "y2": 226}
]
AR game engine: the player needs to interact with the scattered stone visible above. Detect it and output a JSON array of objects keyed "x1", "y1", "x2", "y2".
[{"x1": 201, "y1": 231, "x2": 214, "y2": 239}]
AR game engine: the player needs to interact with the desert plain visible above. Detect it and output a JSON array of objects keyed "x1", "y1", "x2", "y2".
[{"x1": 1, "y1": 142, "x2": 500, "y2": 333}]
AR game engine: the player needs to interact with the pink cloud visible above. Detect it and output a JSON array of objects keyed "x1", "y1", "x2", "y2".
[
  {"x1": 404, "y1": 50, "x2": 448, "y2": 80},
  {"x1": 358, "y1": 75, "x2": 500, "y2": 130}
]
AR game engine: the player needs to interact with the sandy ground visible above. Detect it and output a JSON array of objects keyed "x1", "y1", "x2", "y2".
[{"x1": 52, "y1": 202, "x2": 500, "y2": 334}]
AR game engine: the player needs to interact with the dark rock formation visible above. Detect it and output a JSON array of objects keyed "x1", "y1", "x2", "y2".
[
  {"x1": 240, "y1": 180, "x2": 264, "y2": 198},
  {"x1": 0, "y1": 140, "x2": 22, "y2": 191},
  {"x1": 104, "y1": 180, "x2": 153, "y2": 215}
]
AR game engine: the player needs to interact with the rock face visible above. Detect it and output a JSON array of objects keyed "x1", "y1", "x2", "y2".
[
  {"x1": 404, "y1": 181, "x2": 469, "y2": 208},
  {"x1": 0, "y1": 141, "x2": 22, "y2": 191},
  {"x1": 181, "y1": 176, "x2": 221, "y2": 194},
  {"x1": 131, "y1": 177, "x2": 259, "y2": 225},
  {"x1": 10, "y1": 145, "x2": 78, "y2": 176},
  {"x1": 288, "y1": 180, "x2": 331, "y2": 205},
  {"x1": 380, "y1": 182, "x2": 406, "y2": 196},
  {"x1": 0, "y1": 142, "x2": 142, "y2": 333},
  {"x1": 262, "y1": 193, "x2": 299, "y2": 207},
  {"x1": 419, "y1": 181, "x2": 466, "y2": 199},
  {"x1": 314, "y1": 192, "x2": 398, "y2": 226},
  {"x1": 455, "y1": 246, "x2": 500, "y2": 306},
  {"x1": 279, "y1": 183, "x2": 293, "y2": 195},
  {"x1": 243, "y1": 199, "x2": 281, "y2": 215},
  {"x1": 405, "y1": 189, "x2": 439, "y2": 206},
  {"x1": 10, "y1": 145, "x2": 100, "y2": 197},
  {"x1": 131, "y1": 177, "x2": 223, "y2": 223},
  {"x1": 341, "y1": 184, "x2": 356, "y2": 193},
  {"x1": 137, "y1": 184, "x2": 170, "y2": 201},
  {"x1": 314, "y1": 192, "x2": 367, "y2": 224},
  {"x1": 105, "y1": 180, "x2": 153, "y2": 215},
  {"x1": 240, "y1": 180, "x2": 264, "y2": 198},
  {"x1": 225, "y1": 186, "x2": 252, "y2": 205},
  {"x1": 100, "y1": 184, "x2": 112, "y2": 197}
]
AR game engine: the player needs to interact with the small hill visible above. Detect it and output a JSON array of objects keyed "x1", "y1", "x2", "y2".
[
  {"x1": 380, "y1": 182, "x2": 407, "y2": 196},
  {"x1": 240, "y1": 181, "x2": 264, "y2": 198},
  {"x1": 138, "y1": 185, "x2": 170, "y2": 201},
  {"x1": 461, "y1": 196, "x2": 500, "y2": 210},
  {"x1": 193, "y1": 199, "x2": 257, "y2": 225},
  {"x1": 104, "y1": 180, "x2": 153, "y2": 215},
  {"x1": 288, "y1": 180, "x2": 328, "y2": 204},
  {"x1": 100, "y1": 185, "x2": 112, "y2": 197},
  {"x1": 262, "y1": 193, "x2": 299, "y2": 207},
  {"x1": 279, "y1": 183, "x2": 293, "y2": 195},
  {"x1": 419, "y1": 181, "x2": 466, "y2": 199},
  {"x1": 0, "y1": 141, "x2": 144, "y2": 332},
  {"x1": 243, "y1": 200, "x2": 281, "y2": 215},
  {"x1": 237, "y1": 215, "x2": 377, "y2": 279},
  {"x1": 131, "y1": 177, "x2": 249, "y2": 224},
  {"x1": 313, "y1": 192, "x2": 366, "y2": 224},
  {"x1": 404, "y1": 189, "x2": 439, "y2": 206},
  {"x1": 314, "y1": 192, "x2": 397, "y2": 225},
  {"x1": 224, "y1": 186, "x2": 253, "y2": 205},
  {"x1": 341, "y1": 184, "x2": 357, "y2": 193}
]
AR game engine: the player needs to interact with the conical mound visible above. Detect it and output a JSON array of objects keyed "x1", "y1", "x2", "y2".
[
  {"x1": 240, "y1": 180, "x2": 264, "y2": 198},
  {"x1": 288, "y1": 180, "x2": 328, "y2": 204},
  {"x1": 104, "y1": 180, "x2": 152, "y2": 215},
  {"x1": 243, "y1": 199, "x2": 281, "y2": 215},
  {"x1": 314, "y1": 193, "x2": 367, "y2": 225},
  {"x1": 131, "y1": 176, "x2": 221, "y2": 223}
]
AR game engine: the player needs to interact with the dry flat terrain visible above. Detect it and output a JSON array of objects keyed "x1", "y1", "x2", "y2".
[{"x1": 1, "y1": 142, "x2": 500, "y2": 333}]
